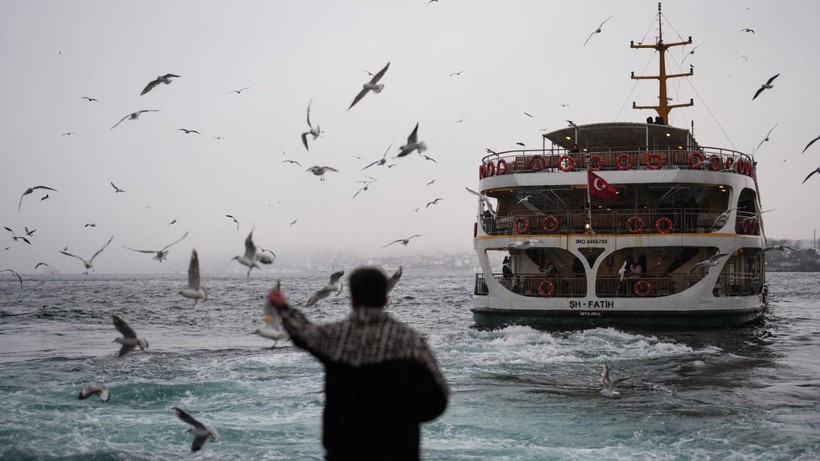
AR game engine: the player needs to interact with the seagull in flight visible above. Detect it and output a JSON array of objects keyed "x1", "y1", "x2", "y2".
[
  {"x1": 34, "y1": 262, "x2": 49, "y2": 270},
  {"x1": 449, "y1": 70, "x2": 465, "y2": 76},
  {"x1": 254, "y1": 281, "x2": 289, "y2": 348},
  {"x1": 301, "y1": 99, "x2": 321, "y2": 151},
  {"x1": 1, "y1": 269, "x2": 22, "y2": 288},
  {"x1": 289, "y1": 219, "x2": 299, "y2": 227},
  {"x1": 123, "y1": 231, "x2": 189, "y2": 262},
  {"x1": 396, "y1": 123, "x2": 427, "y2": 158},
  {"x1": 361, "y1": 142, "x2": 394, "y2": 170},
  {"x1": 711, "y1": 206, "x2": 745, "y2": 230},
  {"x1": 687, "y1": 253, "x2": 730, "y2": 277},
  {"x1": 81, "y1": 96, "x2": 99, "y2": 102},
  {"x1": 232, "y1": 229, "x2": 272, "y2": 279},
  {"x1": 516, "y1": 196, "x2": 533, "y2": 204},
  {"x1": 762, "y1": 245, "x2": 796, "y2": 253},
  {"x1": 386, "y1": 266, "x2": 403, "y2": 294},
  {"x1": 740, "y1": 28, "x2": 755, "y2": 34},
  {"x1": 18, "y1": 185, "x2": 57, "y2": 212},
  {"x1": 755, "y1": 123, "x2": 778, "y2": 153},
  {"x1": 178, "y1": 128, "x2": 200, "y2": 134},
  {"x1": 803, "y1": 166, "x2": 820, "y2": 184},
  {"x1": 24, "y1": 227, "x2": 36, "y2": 237},
  {"x1": 140, "y1": 73, "x2": 181, "y2": 95},
  {"x1": 179, "y1": 249, "x2": 207, "y2": 306},
  {"x1": 601, "y1": 364, "x2": 630, "y2": 397},
  {"x1": 348, "y1": 61, "x2": 389, "y2": 110},
  {"x1": 78, "y1": 384, "x2": 110, "y2": 403},
  {"x1": 306, "y1": 165, "x2": 339, "y2": 181},
  {"x1": 227, "y1": 87, "x2": 251, "y2": 94},
  {"x1": 305, "y1": 270, "x2": 345, "y2": 306},
  {"x1": 383, "y1": 234, "x2": 424, "y2": 247},
  {"x1": 111, "y1": 110, "x2": 159, "y2": 129},
  {"x1": 59, "y1": 235, "x2": 114, "y2": 274},
  {"x1": 225, "y1": 214, "x2": 239, "y2": 230},
  {"x1": 752, "y1": 73, "x2": 779, "y2": 100},
  {"x1": 172, "y1": 407, "x2": 219, "y2": 453},
  {"x1": 465, "y1": 187, "x2": 496, "y2": 215},
  {"x1": 681, "y1": 43, "x2": 702, "y2": 64},
  {"x1": 426, "y1": 198, "x2": 444, "y2": 208},
  {"x1": 4, "y1": 227, "x2": 31, "y2": 245},
  {"x1": 801, "y1": 134, "x2": 820, "y2": 153},
  {"x1": 618, "y1": 260, "x2": 628, "y2": 281},
  {"x1": 112, "y1": 315, "x2": 149, "y2": 356},
  {"x1": 110, "y1": 182, "x2": 125, "y2": 193},
  {"x1": 583, "y1": 15, "x2": 614, "y2": 46},
  {"x1": 282, "y1": 159, "x2": 302, "y2": 166},
  {"x1": 352, "y1": 178, "x2": 378, "y2": 199}
]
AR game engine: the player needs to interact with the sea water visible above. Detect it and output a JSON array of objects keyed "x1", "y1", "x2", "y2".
[{"x1": 0, "y1": 270, "x2": 819, "y2": 460}]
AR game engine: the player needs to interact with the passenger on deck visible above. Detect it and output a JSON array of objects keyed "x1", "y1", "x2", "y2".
[
  {"x1": 540, "y1": 257, "x2": 556, "y2": 275},
  {"x1": 502, "y1": 256, "x2": 513, "y2": 288}
]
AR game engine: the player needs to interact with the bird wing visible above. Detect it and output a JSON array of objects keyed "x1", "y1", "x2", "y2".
[
  {"x1": 370, "y1": 61, "x2": 390, "y2": 84},
  {"x1": 59, "y1": 250, "x2": 85, "y2": 263},
  {"x1": 33, "y1": 186, "x2": 57, "y2": 192},
  {"x1": 1, "y1": 269, "x2": 22, "y2": 288},
  {"x1": 348, "y1": 87, "x2": 371, "y2": 110},
  {"x1": 803, "y1": 168, "x2": 820, "y2": 184},
  {"x1": 305, "y1": 100, "x2": 313, "y2": 128},
  {"x1": 802, "y1": 135, "x2": 820, "y2": 153},
  {"x1": 140, "y1": 78, "x2": 160, "y2": 95},
  {"x1": 90, "y1": 236, "x2": 114, "y2": 263},
  {"x1": 188, "y1": 250, "x2": 201, "y2": 290},
  {"x1": 766, "y1": 73, "x2": 780, "y2": 85},
  {"x1": 301, "y1": 132, "x2": 310, "y2": 151},
  {"x1": 112, "y1": 315, "x2": 137, "y2": 338},
  {"x1": 243, "y1": 230, "x2": 256, "y2": 259},
  {"x1": 601, "y1": 365, "x2": 611, "y2": 386},
  {"x1": 162, "y1": 73, "x2": 181, "y2": 78},
  {"x1": 161, "y1": 231, "x2": 189, "y2": 251},
  {"x1": 111, "y1": 114, "x2": 130, "y2": 129},
  {"x1": 752, "y1": 86, "x2": 766, "y2": 100},
  {"x1": 582, "y1": 30, "x2": 596, "y2": 46},
  {"x1": 191, "y1": 436, "x2": 209, "y2": 452},
  {"x1": 306, "y1": 287, "x2": 332, "y2": 306},
  {"x1": 386, "y1": 266, "x2": 403, "y2": 293},
  {"x1": 173, "y1": 407, "x2": 206, "y2": 430},
  {"x1": 598, "y1": 14, "x2": 614, "y2": 29},
  {"x1": 123, "y1": 246, "x2": 157, "y2": 254},
  {"x1": 709, "y1": 253, "x2": 730, "y2": 263},
  {"x1": 383, "y1": 240, "x2": 401, "y2": 247},
  {"x1": 407, "y1": 123, "x2": 419, "y2": 144}
]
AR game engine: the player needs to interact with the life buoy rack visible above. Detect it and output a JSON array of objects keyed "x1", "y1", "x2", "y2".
[
  {"x1": 558, "y1": 155, "x2": 575, "y2": 172},
  {"x1": 633, "y1": 279, "x2": 651, "y2": 297},
  {"x1": 616, "y1": 153, "x2": 634, "y2": 170},
  {"x1": 707, "y1": 156, "x2": 722, "y2": 171},
  {"x1": 688, "y1": 151, "x2": 705, "y2": 169},
  {"x1": 626, "y1": 215, "x2": 644, "y2": 233},
  {"x1": 538, "y1": 279, "x2": 556, "y2": 297},
  {"x1": 530, "y1": 155, "x2": 546, "y2": 171},
  {"x1": 514, "y1": 216, "x2": 530, "y2": 234},
  {"x1": 655, "y1": 217, "x2": 673, "y2": 234},
  {"x1": 496, "y1": 159, "x2": 508, "y2": 175},
  {"x1": 741, "y1": 218, "x2": 759, "y2": 235},
  {"x1": 588, "y1": 155, "x2": 603, "y2": 171},
  {"x1": 646, "y1": 153, "x2": 665, "y2": 170},
  {"x1": 485, "y1": 160, "x2": 496, "y2": 176},
  {"x1": 542, "y1": 215, "x2": 560, "y2": 233}
]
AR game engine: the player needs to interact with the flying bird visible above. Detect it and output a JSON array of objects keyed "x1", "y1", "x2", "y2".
[
  {"x1": 255, "y1": 246, "x2": 276, "y2": 264},
  {"x1": 80, "y1": 96, "x2": 99, "y2": 102},
  {"x1": 78, "y1": 384, "x2": 110, "y2": 403},
  {"x1": 426, "y1": 179, "x2": 436, "y2": 186},
  {"x1": 348, "y1": 61, "x2": 390, "y2": 110},
  {"x1": 40, "y1": 194, "x2": 49, "y2": 201},
  {"x1": 59, "y1": 235, "x2": 114, "y2": 274},
  {"x1": 761, "y1": 245, "x2": 796, "y2": 253},
  {"x1": 225, "y1": 214, "x2": 239, "y2": 230},
  {"x1": 803, "y1": 166, "x2": 820, "y2": 184},
  {"x1": 422, "y1": 155, "x2": 438, "y2": 163},
  {"x1": 601, "y1": 364, "x2": 630, "y2": 398},
  {"x1": 740, "y1": 28, "x2": 755, "y2": 33},
  {"x1": 24, "y1": 227, "x2": 36, "y2": 236},
  {"x1": 178, "y1": 128, "x2": 200, "y2": 134},
  {"x1": 396, "y1": 123, "x2": 427, "y2": 158},
  {"x1": 386, "y1": 266, "x2": 403, "y2": 294},
  {"x1": 449, "y1": 70, "x2": 465, "y2": 76},
  {"x1": 110, "y1": 182, "x2": 125, "y2": 193},
  {"x1": 306, "y1": 165, "x2": 339, "y2": 181},
  {"x1": 232, "y1": 229, "x2": 271, "y2": 279},
  {"x1": 172, "y1": 407, "x2": 218, "y2": 453},
  {"x1": 618, "y1": 260, "x2": 628, "y2": 281},
  {"x1": 301, "y1": 100, "x2": 321, "y2": 151},
  {"x1": 179, "y1": 249, "x2": 207, "y2": 306},
  {"x1": 711, "y1": 207, "x2": 745, "y2": 230},
  {"x1": 681, "y1": 43, "x2": 702, "y2": 64},
  {"x1": 111, "y1": 110, "x2": 159, "y2": 129},
  {"x1": 465, "y1": 187, "x2": 496, "y2": 215},
  {"x1": 254, "y1": 281, "x2": 289, "y2": 348},
  {"x1": 352, "y1": 178, "x2": 378, "y2": 199},
  {"x1": 801, "y1": 134, "x2": 820, "y2": 153},
  {"x1": 123, "y1": 231, "x2": 189, "y2": 262},
  {"x1": 84, "y1": 223, "x2": 96, "y2": 228},
  {"x1": 516, "y1": 196, "x2": 533, "y2": 204},
  {"x1": 383, "y1": 235, "x2": 424, "y2": 247},
  {"x1": 140, "y1": 73, "x2": 181, "y2": 95},
  {"x1": 1, "y1": 269, "x2": 22, "y2": 288},
  {"x1": 305, "y1": 270, "x2": 345, "y2": 306},
  {"x1": 112, "y1": 315, "x2": 149, "y2": 356},
  {"x1": 755, "y1": 123, "x2": 778, "y2": 153},
  {"x1": 361, "y1": 142, "x2": 394, "y2": 170},
  {"x1": 752, "y1": 73, "x2": 779, "y2": 100},
  {"x1": 18, "y1": 185, "x2": 57, "y2": 212},
  {"x1": 4, "y1": 227, "x2": 31, "y2": 245},
  {"x1": 34, "y1": 262, "x2": 49, "y2": 270},
  {"x1": 687, "y1": 253, "x2": 730, "y2": 277},
  {"x1": 227, "y1": 87, "x2": 251, "y2": 94},
  {"x1": 289, "y1": 219, "x2": 299, "y2": 227},
  {"x1": 583, "y1": 14, "x2": 614, "y2": 46},
  {"x1": 61, "y1": 132, "x2": 76, "y2": 136},
  {"x1": 167, "y1": 219, "x2": 177, "y2": 226},
  {"x1": 426, "y1": 198, "x2": 444, "y2": 208},
  {"x1": 282, "y1": 159, "x2": 302, "y2": 166}
]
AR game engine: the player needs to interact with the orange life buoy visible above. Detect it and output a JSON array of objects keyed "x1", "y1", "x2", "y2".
[
  {"x1": 688, "y1": 151, "x2": 705, "y2": 169},
  {"x1": 530, "y1": 155, "x2": 546, "y2": 172},
  {"x1": 616, "y1": 153, "x2": 634, "y2": 170},
  {"x1": 558, "y1": 155, "x2": 575, "y2": 172},
  {"x1": 514, "y1": 216, "x2": 530, "y2": 234},
  {"x1": 741, "y1": 159, "x2": 751, "y2": 175},
  {"x1": 485, "y1": 160, "x2": 496, "y2": 176},
  {"x1": 538, "y1": 279, "x2": 556, "y2": 297},
  {"x1": 646, "y1": 153, "x2": 665, "y2": 170},
  {"x1": 496, "y1": 158, "x2": 508, "y2": 175},
  {"x1": 707, "y1": 156, "x2": 722, "y2": 171},
  {"x1": 633, "y1": 279, "x2": 651, "y2": 297},
  {"x1": 655, "y1": 217, "x2": 673, "y2": 234},
  {"x1": 542, "y1": 215, "x2": 560, "y2": 233},
  {"x1": 588, "y1": 154, "x2": 603, "y2": 171},
  {"x1": 626, "y1": 215, "x2": 644, "y2": 233},
  {"x1": 725, "y1": 157, "x2": 735, "y2": 170}
]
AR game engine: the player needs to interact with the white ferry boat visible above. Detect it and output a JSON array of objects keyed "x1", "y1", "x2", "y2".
[{"x1": 471, "y1": 5, "x2": 768, "y2": 327}]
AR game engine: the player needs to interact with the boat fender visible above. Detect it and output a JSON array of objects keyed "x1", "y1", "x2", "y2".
[
  {"x1": 707, "y1": 155, "x2": 722, "y2": 171},
  {"x1": 485, "y1": 160, "x2": 496, "y2": 177},
  {"x1": 542, "y1": 215, "x2": 560, "y2": 233},
  {"x1": 626, "y1": 215, "x2": 644, "y2": 233},
  {"x1": 538, "y1": 279, "x2": 556, "y2": 297},
  {"x1": 589, "y1": 154, "x2": 603, "y2": 171},
  {"x1": 688, "y1": 151, "x2": 704, "y2": 169},
  {"x1": 496, "y1": 158, "x2": 508, "y2": 175},
  {"x1": 616, "y1": 153, "x2": 634, "y2": 170},
  {"x1": 633, "y1": 279, "x2": 651, "y2": 297},
  {"x1": 646, "y1": 152, "x2": 664, "y2": 170},
  {"x1": 514, "y1": 216, "x2": 530, "y2": 234},
  {"x1": 530, "y1": 155, "x2": 546, "y2": 171},
  {"x1": 558, "y1": 155, "x2": 575, "y2": 172},
  {"x1": 655, "y1": 217, "x2": 673, "y2": 234}
]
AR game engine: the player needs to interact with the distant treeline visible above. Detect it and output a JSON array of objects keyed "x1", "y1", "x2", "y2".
[{"x1": 766, "y1": 238, "x2": 820, "y2": 272}]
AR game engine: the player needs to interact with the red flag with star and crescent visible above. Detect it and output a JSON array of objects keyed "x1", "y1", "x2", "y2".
[{"x1": 588, "y1": 170, "x2": 617, "y2": 200}]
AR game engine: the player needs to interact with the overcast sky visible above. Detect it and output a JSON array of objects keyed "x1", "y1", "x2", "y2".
[{"x1": 2, "y1": 1, "x2": 819, "y2": 274}]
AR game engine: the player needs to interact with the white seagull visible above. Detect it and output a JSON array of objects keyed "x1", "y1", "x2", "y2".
[
  {"x1": 465, "y1": 187, "x2": 496, "y2": 215},
  {"x1": 110, "y1": 182, "x2": 125, "y2": 193},
  {"x1": 361, "y1": 142, "x2": 394, "y2": 170},
  {"x1": 386, "y1": 266, "x2": 403, "y2": 294},
  {"x1": 396, "y1": 123, "x2": 427, "y2": 158},
  {"x1": 253, "y1": 281, "x2": 289, "y2": 348},
  {"x1": 305, "y1": 270, "x2": 345, "y2": 306},
  {"x1": 112, "y1": 315, "x2": 149, "y2": 356},
  {"x1": 618, "y1": 260, "x2": 628, "y2": 281},
  {"x1": 1, "y1": 269, "x2": 22, "y2": 288},
  {"x1": 383, "y1": 234, "x2": 424, "y2": 247},
  {"x1": 172, "y1": 407, "x2": 218, "y2": 453},
  {"x1": 78, "y1": 384, "x2": 110, "y2": 403},
  {"x1": 111, "y1": 110, "x2": 159, "y2": 129},
  {"x1": 752, "y1": 73, "x2": 779, "y2": 100},
  {"x1": 140, "y1": 73, "x2": 181, "y2": 95},
  {"x1": 755, "y1": 123, "x2": 778, "y2": 153},
  {"x1": 225, "y1": 214, "x2": 239, "y2": 230},
  {"x1": 18, "y1": 185, "x2": 57, "y2": 212},
  {"x1": 803, "y1": 166, "x2": 820, "y2": 184},
  {"x1": 232, "y1": 229, "x2": 272, "y2": 279},
  {"x1": 179, "y1": 249, "x2": 207, "y2": 306},
  {"x1": 601, "y1": 364, "x2": 630, "y2": 397},
  {"x1": 687, "y1": 253, "x2": 730, "y2": 277},
  {"x1": 583, "y1": 15, "x2": 614, "y2": 47},
  {"x1": 306, "y1": 165, "x2": 339, "y2": 181},
  {"x1": 762, "y1": 245, "x2": 796, "y2": 253},
  {"x1": 801, "y1": 134, "x2": 820, "y2": 153},
  {"x1": 124, "y1": 231, "x2": 189, "y2": 262},
  {"x1": 349, "y1": 61, "x2": 389, "y2": 110},
  {"x1": 301, "y1": 100, "x2": 321, "y2": 151},
  {"x1": 60, "y1": 236, "x2": 114, "y2": 274}
]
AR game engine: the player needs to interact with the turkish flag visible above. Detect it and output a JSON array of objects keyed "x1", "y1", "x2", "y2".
[{"x1": 588, "y1": 170, "x2": 617, "y2": 200}]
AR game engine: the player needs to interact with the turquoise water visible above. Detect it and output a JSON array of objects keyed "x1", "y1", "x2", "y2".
[{"x1": 1, "y1": 271, "x2": 818, "y2": 460}]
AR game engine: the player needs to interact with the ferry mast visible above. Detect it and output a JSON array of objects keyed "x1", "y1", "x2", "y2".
[{"x1": 630, "y1": 2, "x2": 694, "y2": 123}]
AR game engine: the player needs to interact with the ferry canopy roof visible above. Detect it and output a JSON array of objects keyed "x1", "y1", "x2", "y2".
[{"x1": 543, "y1": 122, "x2": 699, "y2": 151}]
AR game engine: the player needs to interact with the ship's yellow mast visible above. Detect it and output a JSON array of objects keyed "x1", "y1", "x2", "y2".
[{"x1": 630, "y1": 2, "x2": 693, "y2": 123}]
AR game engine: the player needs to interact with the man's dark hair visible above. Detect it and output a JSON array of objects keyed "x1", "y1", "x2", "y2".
[{"x1": 349, "y1": 266, "x2": 388, "y2": 308}]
